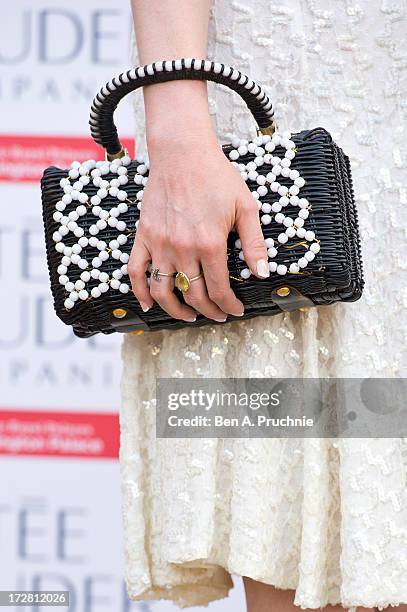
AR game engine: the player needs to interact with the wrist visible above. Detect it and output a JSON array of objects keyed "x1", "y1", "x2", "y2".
[{"x1": 143, "y1": 80, "x2": 216, "y2": 152}]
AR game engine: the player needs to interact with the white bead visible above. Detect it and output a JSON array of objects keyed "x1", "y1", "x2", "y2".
[
  {"x1": 261, "y1": 214, "x2": 272, "y2": 225},
  {"x1": 270, "y1": 182, "x2": 280, "y2": 192},
  {"x1": 72, "y1": 181, "x2": 83, "y2": 191},
  {"x1": 247, "y1": 170, "x2": 258, "y2": 181},
  {"x1": 57, "y1": 264, "x2": 67, "y2": 275},
  {"x1": 295, "y1": 217, "x2": 304, "y2": 228},
  {"x1": 281, "y1": 158, "x2": 291, "y2": 168},
  {"x1": 68, "y1": 169, "x2": 79, "y2": 180},
  {"x1": 134, "y1": 175, "x2": 143, "y2": 185},
  {"x1": 59, "y1": 275, "x2": 69, "y2": 285},
  {"x1": 305, "y1": 251, "x2": 315, "y2": 262},
  {"x1": 278, "y1": 185, "x2": 289, "y2": 196},
  {"x1": 89, "y1": 236, "x2": 98, "y2": 247},
  {"x1": 97, "y1": 272, "x2": 108, "y2": 283},
  {"x1": 78, "y1": 259, "x2": 88, "y2": 270},
  {"x1": 91, "y1": 287, "x2": 101, "y2": 298},
  {"x1": 274, "y1": 212, "x2": 285, "y2": 224},
  {"x1": 112, "y1": 269, "x2": 123, "y2": 280},
  {"x1": 99, "y1": 210, "x2": 109, "y2": 220},
  {"x1": 290, "y1": 195, "x2": 300, "y2": 206},
  {"x1": 267, "y1": 247, "x2": 278, "y2": 258},
  {"x1": 64, "y1": 298, "x2": 74, "y2": 309},
  {"x1": 71, "y1": 190, "x2": 80, "y2": 201},
  {"x1": 305, "y1": 230, "x2": 315, "y2": 241},
  {"x1": 256, "y1": 175, "x2": 267, "y2": 186},
  {"x1": 63, "y1": 246, "x2": 72, "y2": 256},
  {"x1": 53, "y1": 211, "x2": 63, "y2": 222},
  {"x1": 79, "y1": 175, "x2": 90, "y2": 185},
  {"x1": 120, "y1": 252, "x2": 129, "y2": 263},
  {"x1": 121, "y1": 155, "x2": 131, "y2": 166},
  {"x1": 112, "y1": 249, "x2": 121, "y2": 260},
  {"x1": 285, "y1": 149, "x2": 295, "y2": 160},
  {"x1": 117, "y1": 190, "x2": 127, "y2": 201},
  {"x1": 89, "y1": 225, "x2": 98, "y2": 236},
  {"x1": 299, "y1": 198, "x2": 309, "y2": 208},
  {"x1": 108, "y1": 217, "x2": 118, "y2": 227},
  {"x1": 53, "y1": 231, "x2": 62, "y2": 242},
  {"x1": 91, "y1": 269, "x2": 100, "y2": 279},
  {"x1": 63, "y1": 184, "x2": 73, "y2": 194},
  {"x1": 117, "y1": 166, "x2": 127, "y2": 176},
  {"x1": 238, "y1": 145, "x2": 248, "y2": 156},
  {"x1": 299, "y1": 209, "x2": 309, "y2": 220},
  {"x1": 80, "y1": 271, "x2": 91, "y2": 282},
  {"x1": 74, "y1": 279, "x2": 85, "y2": 290},
  {"x1": 79, "y1": 289, "x2": 89, "y2": 300},
  {"x1": 137, "y1": 164, "x2": 147, "y2": 175},
  {"x1": 298, "y1": 257, "x2": 308, "y2": 268},
  {"x1": 110, "y1": 279, "x2": 120, "y2": 290},
  {"x1": 277, "y1": 264, "x2": 287, "y2": 275},
  {"x1": 61, "y1": 256, "x2": 71, "y2": 266},
  {"x1": 269, "y1": 261, "x2": 278, "y2": 272},
  {"x1": 92, "y1": 257, "x2": 102, "y2": 268},
  {"x1": 118, "y1": 202, "x2": 128, "y2": 213},
  {"x1": 118, "y1": 175, "x2": 128, "y2": 185},
  {"x1": 281, "y1": 167, "x2": 291, "y2": 177},
  {"x1": 310, "y1": 242, "x2": 320, "y2": 254},
  {"x1": 56, "y1": 202, "x2": 66, "y2": 212},
  {"x1": 109, "y1": 186, "x2": 119, "y2": 197},
  {"x1": 97, "y1": 188, "x2": 108, "y2": 199},
  {"x1": 278, "y1": 233, "x2": 288, "y2": 244},
  {"x1": 283, "y1": 217, "x2": 294, "y2": 227},
  {"x1": 295, "y1": 177, "x2": 305, "y2": 188},
  {"x1": 119, "y1": 283, "x2": 129, "y2": 294},
  {"x1": 96, "y1": 220, "x2": 107, "y2": 230},
  {"x1": 72, "y1": 244, "x2": 82, "y2": 255},
  {"x1": 272, "y1": 202, "x2": 282, "y2": 213},
  {"x1": 261, "y1": 203, "x2": 272, "y2": 214},
  {"x1": 66, "y1": 283, "x2": 75, "y2": 293},
  {"x1": 117, "y1": 234, "x2": 127, "y2": 246},
  {"x1": 254, "y1": 156, "x2": 264, "y2": 167},
  {"x1": 235, "y1": 238, "x2": 242, "y2": 249},
  {"x1": 238, "y1": 251, "x2": 245, "y2": 261},
  {"x1": 62, "y1": 194, "x2": 72, "y2": 204},
  {"x1": 110, "y1": 178, "x2": 120, "y2": 188},
  {"x1": 60, "y1": 178, "x2": 70, "y2": 188},
  {"x1": 55, "y1": 242, "x2": 65, "y2": 253},
  {"x1": 289, "y1": 185, "x2": 300, "y2": 196},
  {"x1": 76, "y1": 205, "x2": 87, "y2": 216},
  {"x1": 240, "y1": 268, "x2": 251, "y2": 279},
  {"x1": 296, "y1": 227, "x2": 306, "y2": 238},
  {"x1": 71, "y1": 254, "x2": 80, "y2": 265},
  {"x1": 59, "y1": 226, "x2": 69, "y2": 237},
  {"x1": 246, "y1": 161, "x2": 257, "y2": 172},
  {"x1": 99, "y1": 251, "x2": 109, "y2": 262},
  {"x1": 257, "y1": 185, "x2": 268, "y2": 197},
  {"x1": 68, "y1": 210, "x2": 79, "y2": 221},
  {"x1": 289, "y1": 263, "x2": 300, "y2": 273},
  {"x1": 255, "y1": 146, "x2": 265, "y2": 157},
  {"x1": 121, "y1": 264, "x2": 128, "y2": 275},
  {"x1": 252, "y1": 191, "x2": 260, "y2": 201},
  {"x1": 285, "y1": 226, "x2": 296, "y2": 238},
  {"x1": 67, "y1": 221, "x2": 77, "y2": 232},
  {"x1": 247, "y1": 142, "x2": 256, "y2": 153},
  {"x1": 289, "y1": 169, "x2": 300, "y2": 180},
  {"x1": 78, "y1": 192, "x2": 88, "y2": 203},
  {"x1": 116, "y1": 221, "x2": 126, "y2": 232},
  {"x1": 99, "y1": 282, "x2": 109, "y2": 293},
  {"x1": 229, "y1": 150, "x2": 239, "y2": 161}
]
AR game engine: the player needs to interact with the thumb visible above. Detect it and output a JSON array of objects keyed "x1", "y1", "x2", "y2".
[{"x1": 235, "y1": 193, "x2": 269, "y2": 279}]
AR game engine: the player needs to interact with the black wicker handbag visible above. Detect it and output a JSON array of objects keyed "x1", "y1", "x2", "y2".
[{"x1": 41, "y1": 58, "x2": 364, "y2": 338}]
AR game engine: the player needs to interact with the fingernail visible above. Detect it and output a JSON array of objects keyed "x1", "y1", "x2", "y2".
[
  {"x1": 214, "y1": 318, "x2": 227, "y2": 323},
  {"x1": 186, "y1": 316, "x2": 197, "y2": 323},
  {"x1": 256, "y1": 259, "x2": 270, "y2": 278},
  {"x1": 141, "y1": 303, "x2": 151, "y2": 312},
  {"x1": 236, "y1": 311, "x2": 245, "y2": 316}
]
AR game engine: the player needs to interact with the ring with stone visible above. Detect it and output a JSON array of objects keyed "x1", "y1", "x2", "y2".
[
  {"x1": 174, "y1": 271, "x2": 203, "y2": 292},
  {"x1": 151, "y1": 268, "x2": 175, "y2": 282}
]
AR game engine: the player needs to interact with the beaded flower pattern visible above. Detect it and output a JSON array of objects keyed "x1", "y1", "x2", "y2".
[{"x1": 52, "y1": 129, "x2": 320, "y2": 310}]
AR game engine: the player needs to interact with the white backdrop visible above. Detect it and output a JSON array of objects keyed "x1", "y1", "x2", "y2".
[{"x1": 0, "y1": 2, "x2": 244, "y2": 610}]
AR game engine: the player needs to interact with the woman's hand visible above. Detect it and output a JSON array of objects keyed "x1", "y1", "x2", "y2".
[{"x1": 128, "y1": 84, "x2": 270, "y2": 322}]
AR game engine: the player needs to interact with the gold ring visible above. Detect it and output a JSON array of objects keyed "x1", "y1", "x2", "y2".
[
  {"x1": 175, "y1": 271, "x2": 203, "y2": 292},
  {"x1": 151, "y1": 268, "x2": 175, "y2": 282}
]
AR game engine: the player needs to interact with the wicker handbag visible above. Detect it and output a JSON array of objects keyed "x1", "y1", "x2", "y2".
[{"x1": 41, "y1": 58, "x2": 364, "y2": 338}]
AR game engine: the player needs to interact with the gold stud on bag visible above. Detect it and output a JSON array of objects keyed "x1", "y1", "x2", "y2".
[{"x1": 40, "y1": 58, "x2": 364, "y2": 338}]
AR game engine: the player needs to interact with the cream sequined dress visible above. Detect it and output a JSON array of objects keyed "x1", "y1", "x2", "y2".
[{"x1": 119, "y1": 1, "x2": 407, "y2": 610}]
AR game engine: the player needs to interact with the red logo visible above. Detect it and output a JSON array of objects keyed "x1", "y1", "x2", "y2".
[{"x1": 0, "y1": 134, "x2": 135, "y2": 183}]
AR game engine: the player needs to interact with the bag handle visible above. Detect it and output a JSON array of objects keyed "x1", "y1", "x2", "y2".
[{"x1": 89, "y1": 58, "x2": 278, "y2": 160}]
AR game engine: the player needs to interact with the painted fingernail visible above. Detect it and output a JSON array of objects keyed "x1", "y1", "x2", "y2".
[
  {"x1": 214, "y1": 318, "x2": 227, "y2": 323},
  {"x1": 186, "y1": 316, "x2": 197, "y2": 323},
  {"x1": 256, "y1": 259, "x2": 270, "y2": 278},
  {"x1": 141, "y1": 303, "x2": 151, "y2": 312}
]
